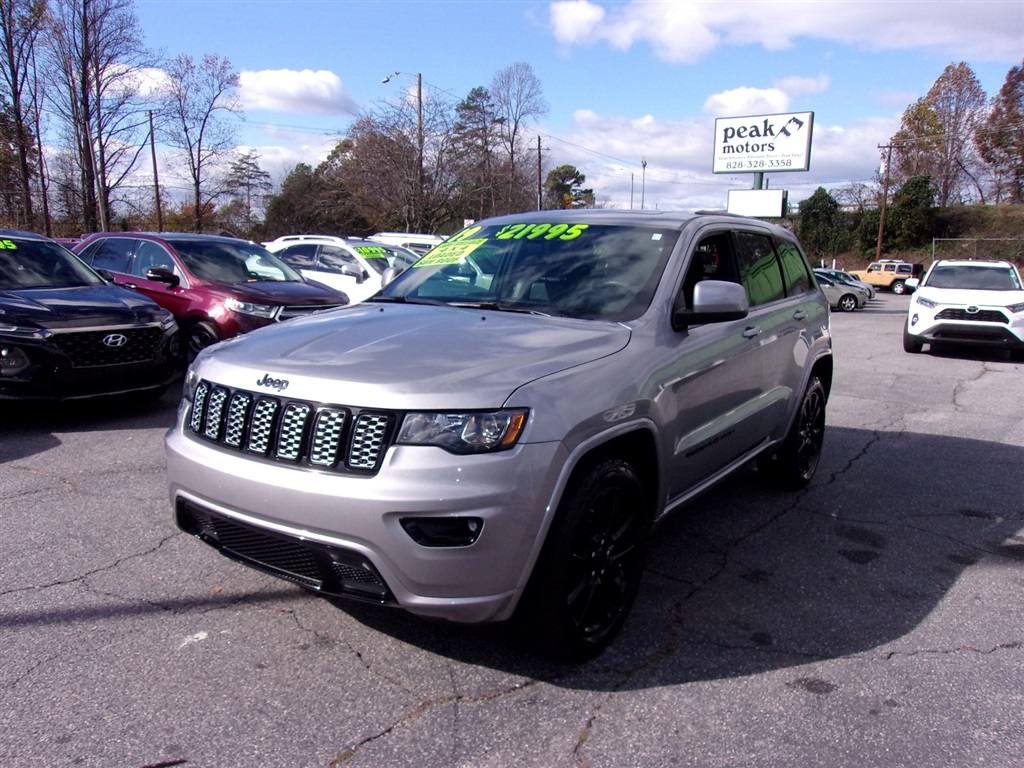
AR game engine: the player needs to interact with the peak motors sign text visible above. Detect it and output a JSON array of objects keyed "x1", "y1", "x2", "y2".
[{"x1": 713, "y1": 111, "x2": 813, "y2": 174}]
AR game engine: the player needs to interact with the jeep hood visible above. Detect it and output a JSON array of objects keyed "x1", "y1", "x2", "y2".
[{"x1": 199, "y1": 302, "x2": 631, "y2": 408}]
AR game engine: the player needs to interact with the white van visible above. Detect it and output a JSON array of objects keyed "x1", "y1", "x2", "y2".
[{"x1": 367, "y1": 232, "x2": 445, "y2": 255}]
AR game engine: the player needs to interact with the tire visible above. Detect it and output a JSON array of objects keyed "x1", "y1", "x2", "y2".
[
  {"x1": 186, "y1": 322, "x2": 219, "y2": 362},
  {"x1": 891, "y1": 280, "x2": 906, "y2": 295},
  {"x1": 838, "y1": 294, "x2": 858, "y2": 312},
  {"x1": 903, "y1": 326, "x2": 924, "y2": 354},
  {"x1": 517, "y1": 458, "x2": 651, "y2": 661},
  {"x1": 758, "y1": 376, "x2": 826, "y2": 489}
]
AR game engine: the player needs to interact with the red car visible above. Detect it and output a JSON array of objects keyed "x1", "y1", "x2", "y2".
[{"x1": 75, "y1": 232, "x2": 348, "y2": 359}]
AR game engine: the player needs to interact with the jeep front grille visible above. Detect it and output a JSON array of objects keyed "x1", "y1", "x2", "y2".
[
  {"x1": 935, "y1": 308, "x2": 1008, "y2": 324},
  {"x1": 188, "y1": 379, "x2": 396, "y2": 474}
]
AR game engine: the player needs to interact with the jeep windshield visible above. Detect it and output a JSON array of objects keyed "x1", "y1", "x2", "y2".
[{"x1": 374, "y1": 222, "x2": 679, "y2": 321}]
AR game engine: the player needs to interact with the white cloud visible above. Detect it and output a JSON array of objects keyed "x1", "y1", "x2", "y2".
[
  {"x1": 703, "y1": 87, "x2": 792, "y2": 117},
  {"x1": 543, "y1": 108, "x2": 899, "y2": 211},
  {"x1": 548, "y1": 0, "x2": 1023, "y2": 62},
  {"x1": 238, "y1": 69, "x2": 357, "y2": 116}
]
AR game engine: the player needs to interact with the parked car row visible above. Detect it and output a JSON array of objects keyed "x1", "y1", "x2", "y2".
[
  {"x1": 813, "y1": 268, "x2": 873, "y2": 312},
  {"x1": 1, "y1": 229, "x2": 435, "y2": 402}
]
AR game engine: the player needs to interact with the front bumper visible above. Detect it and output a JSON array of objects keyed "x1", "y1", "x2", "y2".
[
  {"x1": 0, "y1": 324, "x2": 180, "y2": 400},
  {"x1": 166, "y1": 417, "x2": 568, "y2": 624},
  {"x1": 907, "y1": 309, "x2": 1024, "y2": 351}
]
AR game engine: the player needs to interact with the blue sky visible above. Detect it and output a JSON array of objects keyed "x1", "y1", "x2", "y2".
[{"x1": 133, "y1": 0, "x2": 1023, "y2": 211}]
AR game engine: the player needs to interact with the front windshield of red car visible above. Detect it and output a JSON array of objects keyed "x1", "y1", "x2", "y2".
[
  {"x1": 377, "y1": 222, "x2": 679, "y2": 322},
  {"x1": 0, "y1": 237, "x2": 104, "y2": 291},
  {"x1": 165, "y1": 238, "x2": 304, "y2": 283}
]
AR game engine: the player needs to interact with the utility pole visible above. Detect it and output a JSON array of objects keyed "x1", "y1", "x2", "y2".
[
  {"x1": 149, "y1": 111, "x2": 163, "y2": 231},
  {"x1": 875, "y1": 144, "x2": 894, "y2": 261},
  {"x1": 640, "y1": 158, "x2": 647, "y2": 210},
  {"x1": 537, "y1": 135, "x2": 542, "y2": 210}
]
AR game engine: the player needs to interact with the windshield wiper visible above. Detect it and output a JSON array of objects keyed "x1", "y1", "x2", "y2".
[{"x1": 448, "y1": 301, "x2": 550, "y2": 316}]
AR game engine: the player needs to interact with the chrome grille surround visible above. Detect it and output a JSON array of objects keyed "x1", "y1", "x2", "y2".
[{"x1": 187, "y1": 379, "x2": 395, "y2": 474}]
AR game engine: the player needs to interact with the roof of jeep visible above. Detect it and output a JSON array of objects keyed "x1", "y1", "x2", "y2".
[{"x1": 479, "y1": 209, "x2": 783, "y2": 231}]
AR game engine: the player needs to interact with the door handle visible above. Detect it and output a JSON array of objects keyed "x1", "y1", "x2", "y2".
[
  {"x1": 124, "y1": 282, "x2": 138, "y2": 289},
  {"x1": 742, "y1": 326, "x2": 762, "y2": 338},
  {"x1": 793, "y1": 310, "x2": 807, "y2": 320}
]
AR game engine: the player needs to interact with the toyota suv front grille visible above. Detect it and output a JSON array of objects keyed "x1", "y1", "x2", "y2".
[{"x1": 188, "y1": 379, "x2": 395, "y2": 473}]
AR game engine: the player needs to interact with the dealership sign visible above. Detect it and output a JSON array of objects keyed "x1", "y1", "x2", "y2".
[{"x1": 712, "y1": 112, "x2": 814, "y2": 174}]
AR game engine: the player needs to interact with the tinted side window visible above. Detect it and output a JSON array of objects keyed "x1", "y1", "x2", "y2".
[
  {"x1": 776, "y1": 240, "x2": 812, "y2": 295},
  {"x1": 131, "y1": 241, "x2": 177, "y2": 277},
  {"x1": 734, "y1": 232, "x2": 784, "y2": 307},
  {"x1": 276, "y1": 243, "x2": 318, "y2": 270},
  {"x1": 317, "y1": 245, "x2": 361, "y2": 272},
  {"x1": 86, "y1": 238, "x2": 134, "y2": 272}
]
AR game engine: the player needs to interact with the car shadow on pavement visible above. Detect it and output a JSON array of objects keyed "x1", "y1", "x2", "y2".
[
  {"x1": 0, "y1": 386, "x2": 181, "y2": 464},
  {"x1": 332, "y1": 425, "x2": 1024, "y2": 689}
]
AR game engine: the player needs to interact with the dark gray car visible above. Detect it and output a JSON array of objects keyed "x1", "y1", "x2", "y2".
[{"x1": 166, "y1": 210, "x2": 833, "y2": 659}]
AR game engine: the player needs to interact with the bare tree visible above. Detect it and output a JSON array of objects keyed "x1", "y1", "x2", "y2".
[
  {"x1": 890, "y1": 62, "x2": 988, "y2": 207},
  {"x1": 0, "y1": 0, "x2": 46, "y2": 229},
  {"x1": 46, "y1": 0, "x2": 154, "y2": 232},
  {"x1": 160, "y1": 52, "x2": 240, "y2": 232},
  {"x1": 490, "y1": 62, "x2": 548, "y2": 211}
]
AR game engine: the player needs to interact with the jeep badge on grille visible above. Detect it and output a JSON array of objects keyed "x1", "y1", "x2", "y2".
[{"x1": 256, "y1": 373, "x2": 289, "y2": 391}]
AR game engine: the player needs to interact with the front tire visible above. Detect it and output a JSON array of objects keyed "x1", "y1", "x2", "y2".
[
  {"x1": 903, "y1": 326, "x2": 924, "y2": 353},
  {"x1": 518, "y1": 458, "x2": 650, "y2": 661},
  {"x1": 838, "y1": 294, "x2": 858, "y2": 312},
  {"x1": 758, "y1": 376, "x2": 826, "y2": 488},
  {"x1": 186, "y1": 322, "x2": 219, "y2": 362}
]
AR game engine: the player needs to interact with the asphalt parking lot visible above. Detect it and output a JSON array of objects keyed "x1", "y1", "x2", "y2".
[{"x1": 2, "y1": 293, "x2": 1022, "y2": 768}]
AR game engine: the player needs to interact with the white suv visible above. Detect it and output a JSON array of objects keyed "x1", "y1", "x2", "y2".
[
  {"x1": 168, "y1": 210, "x2": 834, "y2": 659},
  {"x1": 903, "y1": 259, "x2": 1024, "y2": 360},
  {"x1": 263, "y1": 236, "x2": 419, "y2": 304}
]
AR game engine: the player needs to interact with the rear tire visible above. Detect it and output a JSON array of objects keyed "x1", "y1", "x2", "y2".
[
  {"x1": 891, "y1": 280, "x2": 906, "y2": 295},
  {"x1": 517, "y1": 458, "x2": 650, "y2": 661},
  {"x1": 758, "y1": 376, "x2": 826, "y2": 489}
]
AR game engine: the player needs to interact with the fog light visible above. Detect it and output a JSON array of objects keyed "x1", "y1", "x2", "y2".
[
  {"x1": 0, "y1": 346, "x2": 31, "y2": 375},
  {"x1": 910, "y1": 314, "x2": 919, "y2": 327},
  {"x1": 400, "y1": 516, "x2": 483, "y2": 547}
]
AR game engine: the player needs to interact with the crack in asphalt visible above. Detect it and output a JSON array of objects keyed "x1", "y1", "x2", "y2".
[{"x1": 326, "y1": 679, "x2": 542, "y2": 766}]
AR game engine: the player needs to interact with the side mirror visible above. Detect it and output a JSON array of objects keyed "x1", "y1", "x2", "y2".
[
  {"x1": 146, "y1": 267, "x2": 180, "y2": 288},
  {"x1": 380, "y1": 266, "x2": 400, "y2": 287},
  {"x1": 673, "y1": 280, "x2": 749, "y2": 330},
  {"x1": 337, "y1": 264, "x2": 366, "y2": 283},
  {"x1": 905, "y1": 277, "x2": 920, "y2": 290}
]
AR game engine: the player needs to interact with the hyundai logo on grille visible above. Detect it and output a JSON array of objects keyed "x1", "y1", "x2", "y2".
[{"x1": 102, "y1": 333, "x2": 128, "y2": 347}]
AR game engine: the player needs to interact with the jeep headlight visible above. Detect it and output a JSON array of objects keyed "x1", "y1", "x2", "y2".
[
  {"x1": 398, "y1": 409, "x2": 528, "y2": 454},
  {"x1": 225, "y1": 297, "x2": 277, "y2": 319},
  {"x1": 915, "y1": 295, "x2": 938, "y2": 309}
]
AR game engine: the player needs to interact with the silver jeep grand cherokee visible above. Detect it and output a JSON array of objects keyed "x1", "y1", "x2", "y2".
[{"x1": 167, "y1": 210, "x2": 833, "y2": 659}]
